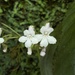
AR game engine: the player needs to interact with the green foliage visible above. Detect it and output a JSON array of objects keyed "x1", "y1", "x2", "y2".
[
  {"x1": 40, "y1": 1, "x2": 75, "y2": 75},
  {"x1": 0, "y1": 0, "x2": 74, "y2": 75}
]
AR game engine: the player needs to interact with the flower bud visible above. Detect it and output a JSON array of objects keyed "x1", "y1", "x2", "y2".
[
  {"x1": 0, "y1": 28, "x2": 2, "y2": 36},
  {"x1": 3, "y1": 47, "x2": 7, "y2": 53},
  {"x1": 27, "y1": 48, "x2": 32, "y2": 55},
  {"x1": 40, "y1": 47, "x2": 46, "y2": 56},
  {"x1": 40, "y1": 51, "x2": 46, "y2": 56}
]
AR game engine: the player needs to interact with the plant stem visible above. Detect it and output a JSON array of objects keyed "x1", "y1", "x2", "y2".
[{"x1": 1, "y1": 23, "x2": 20, "y2": 36}]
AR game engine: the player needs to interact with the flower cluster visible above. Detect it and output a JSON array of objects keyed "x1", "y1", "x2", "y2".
[
  {"x1": 0, "y1": 23, "x2": 57, "y2": 56},
  {"x1": 19, "y1": 23, "x2": 57, "y2": 56}
]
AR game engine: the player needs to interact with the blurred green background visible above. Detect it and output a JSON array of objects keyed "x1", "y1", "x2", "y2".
[{"x1": 0, "y1": 0, "x2": 74, "y2": 75}]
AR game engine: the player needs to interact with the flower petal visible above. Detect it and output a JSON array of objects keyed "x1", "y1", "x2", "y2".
[
  {"x1": 45, "y1": 23, "x2": 50, "y2": 28},
  {"x1": 40, "y1": 26, "x2": 45, "y2": 34},
  {"x1": 45, "y1": 23, "x2": 54, "y2": 34},
  {"x1": 24, "y1": 30, "x2": 29, "y2": 36},
  {"x1": 40, "y1": 23, "x2": 54, "y2": 35},
  {"x1": 40, "y1": 23, "x2": 50, "y2": 34},
  {"x1": 35, "y1": 34, "x2": 43, "y2": 42},
  {"x1": 18, "y1": 36, "x2": 27, "y2": 43},
  {"x1": 27, "y1": 48, "x2": 32, "y2": 55},
  {"x1": 29, "y1": 26, "x2": 35, "y2": 36},
  {"x1": 31, "y1": 38, "x2": 38, "y2": 44},
  {"x1": 47, "y1": 36, "x2": 57, "y2": 44},
  {"x1": 40, "y1": 38, "x2": 48, "y2": 47},
  {"x1": 30, "y1": 31, "x2": 35, "y2": 36},
  {"x1": 25, "y1": 39, "x2": 32, "y2": 48},
  {"x1": 29, "y1": 26, "x2": 34, "y2": 31},
  {"x1": 0, "y1": 38, "x2": 4, "y2": 43},
  {"x1": 47, "y1": 28, "x2": 54, "y2": 34}
]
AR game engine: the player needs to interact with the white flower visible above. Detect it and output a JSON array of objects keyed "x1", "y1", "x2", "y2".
[
  {"x1": 0, "y1": 28, "x2": 4, "y2": 44},
  {"x1": 36, "y1": 23, "x2": 57, "y2": 56},
  {"x1": 18, "y1": 26, "x2": 38, "y2": 55},
  {"x1": 0, "y1": 38, "x2": 4, "y2": 44}
]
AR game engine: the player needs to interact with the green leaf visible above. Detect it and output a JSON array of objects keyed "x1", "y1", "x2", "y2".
[
  {"x1": 0, "y1": 8, "x2": 3, "y2": 13},
  {"x1": 40, "y1": 2, "x2": 75, "y2": 75}
]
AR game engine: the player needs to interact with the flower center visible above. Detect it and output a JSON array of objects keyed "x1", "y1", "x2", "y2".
[
  {"x1": 28, "y1": 34, "x2": 32, "y2": 38},
  {"x1": 44, "y1": 31, "x2": 48, "y2": 35}
]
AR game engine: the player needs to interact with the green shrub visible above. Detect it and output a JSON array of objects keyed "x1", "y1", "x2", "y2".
[{"x1": 0, "y1": 0, "x2": 74, "y2": 75}]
